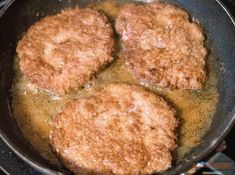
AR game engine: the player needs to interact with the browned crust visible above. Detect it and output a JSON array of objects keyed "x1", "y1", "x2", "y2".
[
  {"x1": 115, "y1": 3, "x2": 207, "y2": 89},
  {"x1": 50, "y1": 83, "x2": 178, "y2": 175},
  {"x1": 17, "y1": 8, "x2": 114, "y2": 95}
]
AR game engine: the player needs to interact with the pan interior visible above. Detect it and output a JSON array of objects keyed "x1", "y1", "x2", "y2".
[{"x1": 11, "y1": 0, "x2": 218, "y2": 173}]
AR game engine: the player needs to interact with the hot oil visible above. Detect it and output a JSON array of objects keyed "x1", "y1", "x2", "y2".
[
  {"x1": 153, "y1": 53, "x2": 218, "y2": 161},
  {"x1": 12, "y1": 0, "x2": 218, "y2": 167}
]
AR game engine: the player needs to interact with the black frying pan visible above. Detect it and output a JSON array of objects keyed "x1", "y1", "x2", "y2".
[{"x1": 0, "y1": 0, "x2": 235, "y2": 174}]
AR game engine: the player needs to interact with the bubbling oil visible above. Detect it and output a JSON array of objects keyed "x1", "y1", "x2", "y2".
[{"x1": 12, "y1": 0, "x2": 218, "y2": 168}]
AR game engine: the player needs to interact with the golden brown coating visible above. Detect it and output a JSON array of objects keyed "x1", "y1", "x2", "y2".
[
  {"x1": 115, "y1": 3, "x2": 207, "y2": 89},
  {"x1": 50, "y1": 83, "x2": 178, "y2": 175},
  {"x1": 17, "y1": 8, "x2": 114, "y2": 95}
]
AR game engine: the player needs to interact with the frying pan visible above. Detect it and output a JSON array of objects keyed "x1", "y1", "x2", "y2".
[{"x1": 0, "y1": 0, "x2": 235, "y2": 174}]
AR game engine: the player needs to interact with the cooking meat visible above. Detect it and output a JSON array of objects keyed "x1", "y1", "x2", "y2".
[
  {"x1": 17, "y1": 8, "x2": 114, "y2": 95},
  {"x1": 50, "y1": 83, "x2": 178, "y2": 175},
  {"x1": 115, "y1": 3, "x2": 207, "y2": 89}
]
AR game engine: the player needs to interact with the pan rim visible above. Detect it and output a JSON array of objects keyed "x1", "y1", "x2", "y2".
[
  {"x1": 165, "y1": 1, "x2": 235, "y2": 174},
  {"x1": 0, "y1": 0, "x2": 235, "y2": 175}
]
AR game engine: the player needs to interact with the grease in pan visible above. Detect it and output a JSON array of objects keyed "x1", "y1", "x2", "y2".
[{"x1": 12, "y1": 0, "x2": 218, "y2": 174}]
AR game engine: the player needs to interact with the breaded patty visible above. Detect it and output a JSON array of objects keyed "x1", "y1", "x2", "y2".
[
  {"x1": 116, "y1": 3, "x2": 207, "y2": 89},
  {"x1": 17, "y1": 8, "x2": 114, "y2": 95},
  {"x1": 50, "y1": 83, "x2": 178, "y2": 175}
]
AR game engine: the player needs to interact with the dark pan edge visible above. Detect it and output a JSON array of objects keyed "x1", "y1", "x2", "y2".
[
  {"x1": 166, "y1": 111, "x2": 235, "y2": 175},
  {"x1": 0, "y1": 0, "x2": 15, "y2": 17},
  {"x1": 217, "y1": 0, "x2": 235, "y2": 26},
  {"x1": 165, "y1": 0, "x2": 235, "y2": 174},
  {"x1": 0, "y1": 132, "x2": 65, "y2": 175},
  {"x1": 0, "y1": 0, "x2": 235, "y2": 175},
  {"x1": 0, "y1": 98, "x2": 66, "y2": 175}
]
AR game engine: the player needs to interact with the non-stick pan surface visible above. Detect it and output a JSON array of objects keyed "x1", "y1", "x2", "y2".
[{"x1": 0, "y1": 0, "x2": 235, "y2": 174}]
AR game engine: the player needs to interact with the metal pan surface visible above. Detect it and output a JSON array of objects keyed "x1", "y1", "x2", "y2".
[{"x1": 0, "y1": 0, "x2": 235, "y2": 174}]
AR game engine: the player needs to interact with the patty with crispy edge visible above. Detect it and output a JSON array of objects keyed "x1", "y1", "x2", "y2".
[
  {"x1": 116, "y1": 3, "x2": 207, "y2": 89},
  {"x1": 17, "y1": 8, "x2": 114, "y2": 95},
  {"x1": 50, "y1": 83, "x2": 178, "y2": 175}
]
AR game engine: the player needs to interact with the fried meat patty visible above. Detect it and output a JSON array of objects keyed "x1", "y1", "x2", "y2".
[
  {"x1": 50, "y1": 83, "x2": 178, "y2": 175},
  {"x1": 17, "y1": 8, "x2": 114, "y2": 95},
  {"x1": 116, "y1": 3, "x2": 207, "y2": 89}
]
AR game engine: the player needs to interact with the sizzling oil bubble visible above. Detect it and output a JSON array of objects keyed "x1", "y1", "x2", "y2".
[{"x1": 12, "y1": 0, "x2": 218, "y2": 167}]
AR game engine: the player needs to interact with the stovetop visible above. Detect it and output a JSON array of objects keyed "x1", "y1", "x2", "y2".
[{"x1": 0, "y1": 0, "x2": 235, "y2": 175}]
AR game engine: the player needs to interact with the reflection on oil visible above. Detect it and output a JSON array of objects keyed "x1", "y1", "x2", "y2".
[{"x1": 12, "y1": 0, "x2": 218, "y2": 167}]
